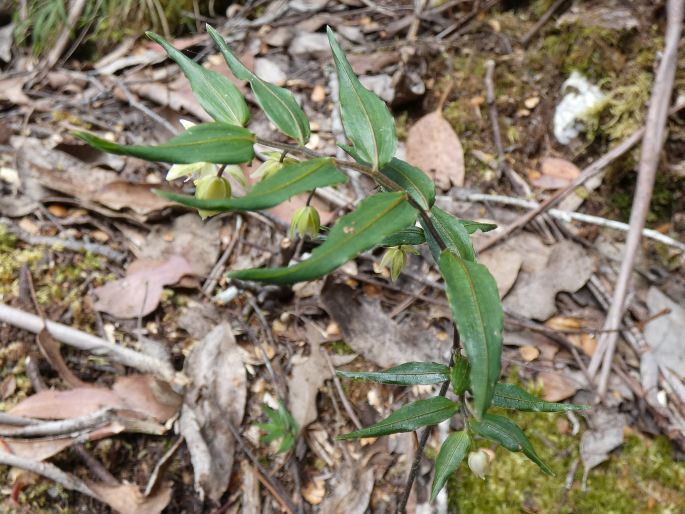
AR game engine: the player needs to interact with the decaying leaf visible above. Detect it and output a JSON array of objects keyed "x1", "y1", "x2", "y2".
[
  {"x1": 644, "y1": 286, "x2": 685, "y2": 372},
  {"x1": 93, "y1": 255, "x2": 193, "y2": 318},
  {"x1": 88, "y1": 481, "x2": 172, "y2": 514},
  {"x1": 406, "y1": 110, "x2": 465, "y2": 190},
  {"x1": 532, "y1": 157, "x2": 581, "y2": 189},
  {"x1": 504, "y1": 240, "x2": 594, "y2": 320},
  {"x1": 477, "y1": 244, "x2": 523, "y2": 298},
  {"x1": 321, "y1": 282, "x2": 451, "y2": 367},
  {"x1": 580, "y1": 407, "x2": 625, "y2": 477},
  {"x1": 287, "y1": 323, "x2": 355, "y2": 430},
  {"x1": 537, "y1": 370, "x2": 581, "y2": 402},
  {"x1": 179, "y1": 322, "x2": 246, "y2": 501}
]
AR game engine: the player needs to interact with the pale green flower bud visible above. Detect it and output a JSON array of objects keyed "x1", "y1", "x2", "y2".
[
  {"x1": 468, "y1": 449, "x2": 491, "y2": 480},
  {"x1": 252, "y1": 159, "x2": 283, "y2": 181},
  {"x1": 223, "y1": 165, "x2": 248, "y2": 188},
  {"x1": 194, "y1": 175, "x2": 231, "y2": 219},
  {"x1": 166, "y1": 161, "x2": 215, "y2": 182},
  {"x1": 289, "y1": 206, "x2": 320, "y2": 239},
  {"x1": 380, "y1": 245, "x2": 418, "y2": 280}
]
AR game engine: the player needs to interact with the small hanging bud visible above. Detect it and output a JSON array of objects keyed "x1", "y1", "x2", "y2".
[
  {"x1": 166, "y1": 161, "x2": 215, "y2": 182},
  {"x1": 468, "y1": 449, "x2": 492, "y2": 480},
  {"x1": 223, "y1": 165, "x2": 249, "y2": 188},
  {"x1": 380, "y1": 245, "x2": 419, "y2": 280},
  {"x1": 194, "y1": 175, "x2": 231, "y2": 219},
  {"x1": 289, "y1": 205, "x2": 320, "y2": 239},
  {"x1": 252, "y1": 159, "x2": 284, "y2": 181}
]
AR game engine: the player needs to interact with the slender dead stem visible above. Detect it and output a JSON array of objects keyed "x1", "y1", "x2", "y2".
[{"x1": 591, "y1": 0, "x2": 684, "y2": 398}]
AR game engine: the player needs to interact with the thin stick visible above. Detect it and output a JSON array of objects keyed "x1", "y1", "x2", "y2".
[
  {"x1": 224, "y1": 418, "x2": 297, "y2": 514},
  {"x1": 321, "y1": 349, "x2": 362, "y2": 430},
  {"x1": 41, "y1": 0, "x2": 88, "y2": 70},
  {"x1": 450, "y1": 192, "x2": 685, "y2": 252},
  {"x1": 476, "y1": 97, "x2": 685, "y2": 253},
  {"x1": 203, "y1": 215, "x2": 243, "y2": 295},
  {"x1": 0, "y1": 304, "x2": 180, "y2": 385},
  {"x1": 591, "y1": 0, "x2": 684, "y2": 398},
  {"x1": 521, "y1": 0, "x2": 569, "y2": 46},
  {"x1": 115, "y1": 80, "x2": 178, "y2": 135},
  {"x1": 0, "y1": 452, "x2": 97, "y2": 499},
  {"x1": 0, "y1": 408, "x2": 113, "y2": 438}
]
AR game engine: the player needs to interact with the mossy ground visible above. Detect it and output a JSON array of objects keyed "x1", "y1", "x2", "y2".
[{"x1": 446, "y1": 395, "x2": 685, "y2": 514}]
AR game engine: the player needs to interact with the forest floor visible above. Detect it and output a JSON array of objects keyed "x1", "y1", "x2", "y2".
[{"x1": 1, "y1": 0, "x2": 685, "y2": 513}]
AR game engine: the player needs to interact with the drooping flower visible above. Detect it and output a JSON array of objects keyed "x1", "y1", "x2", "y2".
[
  {"x1": 193, "y1": 175, "x2": 231, "y2": 219},
  {"x1": 289, "y1": 205, "x2": 320, "y2": 239},
  {"x1": 380, "y1": 245, "x2": 419, "y2": 280}
]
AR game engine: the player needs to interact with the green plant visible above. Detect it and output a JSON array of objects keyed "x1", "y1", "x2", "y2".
[
  {"x1": 257, "y1": 401, "x2": 298, "y2": 454},
  {"x1": 76, "y1": 26, "x2": 587, "y2": 507}
]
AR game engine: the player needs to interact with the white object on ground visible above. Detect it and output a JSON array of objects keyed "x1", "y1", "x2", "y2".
[{"x1": 553, "y1": 71, "x2": 606, "y2": 144}]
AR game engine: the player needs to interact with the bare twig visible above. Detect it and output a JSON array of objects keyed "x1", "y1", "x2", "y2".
[
  {"x1": 2, "y1": 218, "x2": 127, "y2": 263},
  {"x1": 590, "y1": 0, "x2": 684, "y2": 398},
  {"x1": 321, "y1": 349, "x2": 362, "y2": 430},
  {"x1": 0, "y1": 304, "x2": 181, "y2": 385},
  {"x1": 521, "y1": 0, "x2": 569, "y2": 46},
  {"x1": 115, "y1": 80, "x2": 178, "y2": 135},
  {"x1": 0, "y1": 409, "x2": 113, "y2": 438},
  {"x1": 0, "y1": 452, "x2": 97, "y2": 499},
  {"x1": 203, "y1": 215, "x2": 243, "y2": 295},
  {"x1": 449, "y1": 192, "x2": 685, "y2": 252},
  {"x1": 224, "y1": 418, "x2": 297, "y2": 514}
]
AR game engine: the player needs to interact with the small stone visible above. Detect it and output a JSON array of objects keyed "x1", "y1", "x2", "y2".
[
  {"x1": 47, "y1": 204, "x2": 68, "y2": 218},
  {"x1": 311, "y1": 84, "x2": 326, "y2": 103},
  {"x1": 91, "y1": 230, "x2": 110, "y2": 242},
  {"x1": 524, "y1": 96, "x2": 541, "y2": 109},
  {"x1": 519, "y1": 345, "x2": 540, "y2": 362}
]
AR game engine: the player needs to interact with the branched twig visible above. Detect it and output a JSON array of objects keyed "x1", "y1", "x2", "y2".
[
  {"x1": 521, "y1": 0, "x2": 569, "y2": 47},
  {"x1": 590, "y1": 0, "x2": 684, "y2": 398}
]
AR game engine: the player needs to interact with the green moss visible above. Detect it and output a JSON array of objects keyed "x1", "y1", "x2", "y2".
[
  {"x1": 447, "y1": 394, "x2": 685, "y2": 513},
  {"x1": 329, "y1": 340, "x2": 355, "y2": 355}
]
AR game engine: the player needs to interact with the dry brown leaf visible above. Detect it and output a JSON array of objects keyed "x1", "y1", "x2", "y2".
[
  {"x1": 93, "y1": 255, "x2": 193, "y2": 318},
  {"x1": 321, "y1": 282, "x2": 451, "y2": 367},
  {"x1": 519, "y1": 345, "x2": 540, "y2": 362},
  {"x1": 36, "y1": 329, "x2": 86, "y2": 388},
  {"x1": 179, "y1": 322, "x2": 246, "y2": 501},
  {"x1": 0, "y1": 76, "x2": 30, "y2": 105},
  {"x1": 537, "y1": 371, "x2": 580, "y2": 402},
  {"x1": 348, "y1": 51, "x2": 400, "y2": 74},
  {"x1": 9, "y1": 374, "x2": 180, "y2": 423},
  {"x1": 533, "y1": 157, "x2": 581, "y2": 189},
  {"x1": 303, "y1": 478, "x2": 326, "y2": 505},
  {"x1": 504, "y1": 240, "x2": 595, "y2": 321},
  {"x1": 88, "y1": 481, "x2": 172, "y2": 514},
  {"x1": 406, "y1": 110, "x2": 464, "y2": 190},
  {"x1": 477, "y1": 244, "x2": 522, "y2": 298},
  {"x1": 92, "y1": 181, "x2": 174, "y2": 215}
]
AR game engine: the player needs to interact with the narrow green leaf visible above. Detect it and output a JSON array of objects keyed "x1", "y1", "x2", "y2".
[
  {"x1": 380, "y1": 158, "x2": 436, "y2": 210},
  {"x1": 337, "y1": 397, "x2": 459, "y2": 440},
  {"x1": 460, "y1": 219, "x2": 497, "y2": 234},
  {"x1": 431, "y1": 431, "x2": 471, "y2": 501},
  {"x1": 439, "y1": 250, "x2": 503, "y2": 419},
  {"x1": 492, "y1": 383, "x2": 588, "y2": 412},
  {"x1": 230, "y1": 191, "x2": 416, "y2": 284},
  {"x1": 208, "y1": 25, "x2": 311, "y2": 145},
  {"x1": 74, "y1": 123, "x2": 255, "y2": 164},
  {"x1": 157, "y1": 158, "x2": 345, "y2": 212},
  {"x1": 337, "y1": 362, "x2": 450, "y2": 385},
  {"x1": 379, "y1": 226, "x2": 426, "y2": 247},
  {"x1": 423, "y1": 207, "x2": 476, "y2": 262},
  {"x1": 470, "y1": 414, "x2": 554, "y2": 476},
  {"x1": 146, "y1": 32, "x2": 249, "y2": 126},
  {"x1": 327, "y1": 26, "x2": 396, "y2": 170},
  {"x1": 450, "y1": 354, "x2": 470, "y2": 395},
  {"x1": 338, "y1": 143, "x2": 368, "y2": 165}
]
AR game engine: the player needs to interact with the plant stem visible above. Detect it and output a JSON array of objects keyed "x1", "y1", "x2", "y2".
[
  {"x1": 256, "y1": 135, "x2": 456, "y2": 504},
  {"x1": 397, "y1": 328, "x2": 460, "y2": 513}
]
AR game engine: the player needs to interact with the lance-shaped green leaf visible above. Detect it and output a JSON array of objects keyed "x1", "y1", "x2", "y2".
[
  {"x1": 157, "y1": 158, "x2": 345, "y2": 212},
  {"x1": 337, "y1": 362, "x2": 450, "y2": 385},
  {"x1": 450, "y1": 354, "x2": 470, "y2": 395},
  {"x1": 492, "y1": 383, "x2": 588, "y2": 413},
  {"x1": 431, "y1": 431, "x2": 471, "y2": 501},
  {"x1": 74, "y1": 123, "x2": 255, "y2": 164},
  {"x1": 379, "y1": 226, "x2": 426, "y2": 247},
  {"x1": 460, "y1": 219, "x2": 497, "y2": 234},
  {"x1": 338, "y1": 397, "x2": 459, "y2": 440},
  {"x1": 146, "y1": 32, "x2": 249, "y2": 126},
  {"x1": 470, "y1": 414, "x2": 553, "y2": 476},
  {"x1": 380, "y1": 158, "x2": 435, "y2": 210},
  {"x1": 207, "y1": 25, "x2": 310, "y2": 145},
  {"x1": 439, "y1": 250, "x2": 503, "y2": 419},
  {"x1": 327, "y1": 26, "x2": 396, "y2": 170},
  {"x1": 231, "y1": 192, "x2": 416, "y2": 284},
  {"x1": 423, "y1": 206, "x2": 476, "y2": 263}
]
